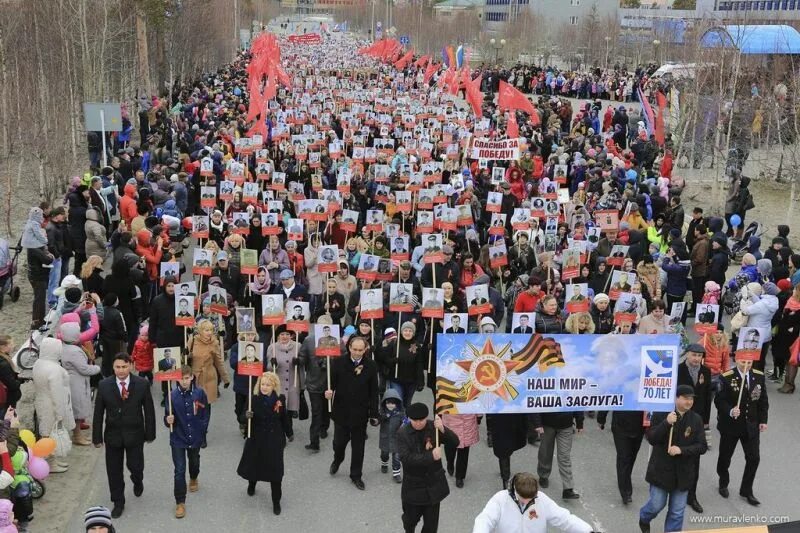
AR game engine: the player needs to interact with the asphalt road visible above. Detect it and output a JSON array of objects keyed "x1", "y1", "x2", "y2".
[{"x1": 63, "y1": 367, "x2": 799, "y2": 533}]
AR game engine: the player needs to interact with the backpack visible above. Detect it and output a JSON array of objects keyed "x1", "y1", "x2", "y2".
[{"x1": 737, "y1": 188, "x2": 755, "y2": 213}]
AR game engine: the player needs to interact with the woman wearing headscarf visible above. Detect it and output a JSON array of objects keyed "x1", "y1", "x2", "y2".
[{"x1": 246, "y1": 266, "x2": 272, "y2": 344}]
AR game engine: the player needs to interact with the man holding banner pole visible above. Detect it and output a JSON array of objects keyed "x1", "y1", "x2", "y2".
[
  {"x1": 638, "y1": 384, "x2": 707, "y2": 533},
  {"x1": 397, "y1": 402, "x2": 458, "y2": 533}
]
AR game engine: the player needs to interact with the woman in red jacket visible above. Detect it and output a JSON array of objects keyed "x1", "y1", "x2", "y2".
[
  {"x1": 119, "y1": 183, "x2": 138, "y2": 227},
  {"x1": 135, "y1": 228, "x2": 164, "y2": 282},
  {"x1": 459, "y1": 253, "x2": 485, "y2": 291}
]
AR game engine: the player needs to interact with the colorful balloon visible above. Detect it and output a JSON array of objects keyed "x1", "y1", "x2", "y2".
[
  {"x1": 19, "y1": 429, "x2": 35, "y2": 449},
  {"x1": 27, "y1": 456, "x2": 49, "y2": 481},
  {"x1": 730, "y1": 214, "x2": 742, "y2": 228},
  {"x1": 32, "y1": 437, "x2": 56, "y2": 458}
]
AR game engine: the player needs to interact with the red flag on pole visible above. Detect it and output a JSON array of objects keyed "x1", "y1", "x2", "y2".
[
  {"x1": 462, "y1": 70, "x2": 484, "y2": 117},
  {"x1": 414, "y1": 55, "x2": 430, "y2": 68},
  {"x1": 424, "y1": 62, "x2": 439, "y2": 84},
  {"x1": 506, "y1": 112, "x2": 519, "y2": 138},
  {"x1": 655, "y1": 90, "x2": 667, "y2": 146},
  {"x1": 498, "y1": 80, "x2": 536, "y2": 116},
  {"x1": 394, "y1": 49, "x2": 415, "y2": 70}
]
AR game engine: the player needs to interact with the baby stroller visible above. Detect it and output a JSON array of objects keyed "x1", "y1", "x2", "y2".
[
  {"x1": 0, "y1": 237, "x2": 22, "y2": 309},
  {"x1": 728, "y1": 221, "x2": 763, "y2": 262}
]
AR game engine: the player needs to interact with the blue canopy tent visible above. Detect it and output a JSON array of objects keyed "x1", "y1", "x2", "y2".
[{"x1": 700, "y1": 25, "x2": 800, "y2": 55}]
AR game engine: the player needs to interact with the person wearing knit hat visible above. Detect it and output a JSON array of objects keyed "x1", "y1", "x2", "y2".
[
  {"x1": 593, "y1": 293, "x2": 610, "y2": 305},
  {"x1": 382, "y1": 321, "x2": 422, "y2": 412},
  {"x1": 396, "y1": 401, "x2": 459, "y2": 533},
  {"x1": 84, "y1": 505, "x2": 114, "y2": 532}
]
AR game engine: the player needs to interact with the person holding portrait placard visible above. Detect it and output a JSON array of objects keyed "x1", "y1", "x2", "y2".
[{"x1": 237, "y1": 371, "x2": 290, "y2": 515}]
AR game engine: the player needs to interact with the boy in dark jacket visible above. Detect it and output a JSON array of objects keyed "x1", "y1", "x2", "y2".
[
  {"x1": 378, "y1": 388, "x2": 405, "y2": 483},
  {"x1": 165, "y1": 366, "x2": 210, "y2": 519},
  {"x1": 638, "y1": 385, "x2": 707, "y2": 533}
]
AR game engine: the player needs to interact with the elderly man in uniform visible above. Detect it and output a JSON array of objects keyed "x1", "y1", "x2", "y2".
[{"x1": 715, "y1": 354, "x2": 768, "y2": 506}]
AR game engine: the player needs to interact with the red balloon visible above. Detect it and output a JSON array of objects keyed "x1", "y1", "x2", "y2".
[{"x1": 182, "y1": 217, "x2": 193, "y2": 230}]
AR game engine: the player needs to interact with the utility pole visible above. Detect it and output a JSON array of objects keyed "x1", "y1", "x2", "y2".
[
  {"x1": 371, "y1": 0, "x2": 376, "y2": 41},
  {"x1": 234, "y1": 0, "x2": 239, "y2": 52}
]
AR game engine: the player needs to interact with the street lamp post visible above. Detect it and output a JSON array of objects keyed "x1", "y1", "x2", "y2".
[
  {"x1": 604, "y1": 36, "x2": 611, "y2": 69},
  {"x1": 490, "y1": 37, "x2": 506, "y2": 65},
  {"x1": 652, "y1": 39, "x2": 661, "y2": 64}
]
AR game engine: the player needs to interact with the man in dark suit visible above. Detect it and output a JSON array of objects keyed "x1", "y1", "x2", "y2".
[
  {"x1": 677, "y1": 343, "x2": 712, "y2": 513},
  {"x1": 325, "y1": 336, "x2": 378, "y2": 491},
  {"x1": 715, "y1": 356, "x2": 768, "y2": 506},
  {"x1": 444, "y1": 315, "x2": 465, "y2": 334},
  {"x1": 93, "y1": 353, "x2": 156, "y2": 518},
  {"x1": 513, "y1": 314, "x2": 534, "y2": 334}
]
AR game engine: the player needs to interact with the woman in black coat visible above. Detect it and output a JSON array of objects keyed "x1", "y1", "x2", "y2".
[
  {"x1": 237, "y1": 371, "x2": 290, "y2": 515},
  {"x1": 0, "y1": 335, "x2": 22, "y2": 412},
  {"x1": 486, "y1": 413, "x2": 528, "y2": 489},
  {"x1": 67, "y1": 186, "x2": 90, "y2": 275}
]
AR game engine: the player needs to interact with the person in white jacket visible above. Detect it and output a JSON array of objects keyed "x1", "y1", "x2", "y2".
[
  {"x1": 473, "y1": 472, "x2": 595, "y2": 533},
  {"x1": 32, "y1": 337, "x2": 76, "y2": 473},
  {"x1": 740, "y1": 282, "x2": 780, "y2": 371}
]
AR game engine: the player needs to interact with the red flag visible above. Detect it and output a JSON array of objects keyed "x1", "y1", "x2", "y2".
[
  {"x1": 446, "y1": 67, "x2": 460, "y2": 95},
  {"x1": 414, "y1": 55, "x2": 430, "y2": 68},
  {"x1": 506, "y1": 112, "x2": 519, "y2": 138},
  {"x1": 246, "y1": 89, "x2": 263, "y2": 122},
  {"x1": 424, "y1": 62, "x2": 439, "y2": 84},
  {"x1": 463, "y1": 71, "x2": 483, "y2": 117},
  {"x1": 655, "y1": 90, "x2": 667, "y2": 146},
  {"x1": 394, "y1": 49, "x2": 415, "y2": 70},
  {"x1": 498, "y1": 80, "x2": 536, "y2": 116}
]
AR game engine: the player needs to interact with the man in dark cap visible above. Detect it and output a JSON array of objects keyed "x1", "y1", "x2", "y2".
[
  {"x1": 677, "y1": 343, "x2": 712, "y2": 513},
  {"x1": 397, "y1": 403, "x2": 459, "y2": 533},
  {"x1": 638, "y1": 385, "x2": 707, "y2": 533}
]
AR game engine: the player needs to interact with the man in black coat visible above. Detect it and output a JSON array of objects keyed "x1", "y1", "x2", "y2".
[
  {"x1": 638, "y1": 385, "x2": 707, "y2": 533},
  {"x1": 677, "y1": 343, "x2": 713, "y2": 512},
  {"x1": 715, "y1": 357, "x2": 769, "y2": 506},
  {"x1": 397, "y1": 403, "x2": 459, "y2": 533},
  {"x1": 597, "y1": 410, "x2": 647, "y2": 505},
  {"x1": 149, "y1": 277, "x2": 184, "y2": 350},
  {"x1": 325, "y1": 336, "x2": 378, "y2": 490},
  {"x1": 93, "y1": 353, "x2": 156, "y2": 518},
  {"x1": 486, "y1": 413, "x2": 529, "y2": 489}
]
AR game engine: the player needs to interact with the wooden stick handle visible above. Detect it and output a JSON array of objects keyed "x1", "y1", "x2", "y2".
[
  {"x1": 428, "y1": 317, "x2": 434, "y2": 373},
  {"x1": 168, "y1": 381, "x2": 173, "y2": 433},
  {"x1": 327, "y1": 356, "x2": 332, "y2": 412},
  {"x1": 247, "y1": 376, "x2": 252, "y2": 438},
  {"x1": 294, "y1": 341, "x2": 299, "y2": 388}
]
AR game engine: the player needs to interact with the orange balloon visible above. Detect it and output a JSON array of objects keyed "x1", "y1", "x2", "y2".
[{"x1": 32, "y1": 437, "x2": 56, "y2": 458}]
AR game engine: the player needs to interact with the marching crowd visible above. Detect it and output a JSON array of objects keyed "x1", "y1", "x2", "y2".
[{"x1": 0, "y1": 28, "x2": 797, "y2": 533}]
